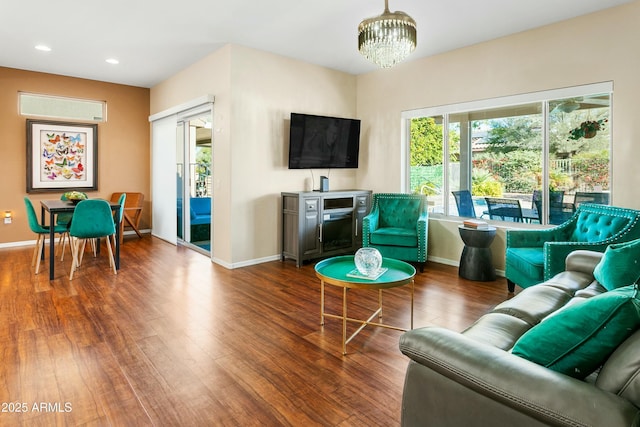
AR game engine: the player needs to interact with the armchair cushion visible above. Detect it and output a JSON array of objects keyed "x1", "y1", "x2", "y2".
[
  {"x1": 512, "y1": 285, "x2": 640, "y2": 379},
  {"x1": 504, "y1": 248, "x2": 544, "y2": 282},
  {"x1": 370, "y1": 227, "x2": 417, "y2": 247},
  {"x1": 593, "y1": 238, "x2": 640, "y2": 291}
]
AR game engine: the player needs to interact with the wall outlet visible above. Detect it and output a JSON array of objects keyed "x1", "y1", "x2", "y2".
[{"x1": 4, "y1": 217, "x2": 11, "y2": 224}]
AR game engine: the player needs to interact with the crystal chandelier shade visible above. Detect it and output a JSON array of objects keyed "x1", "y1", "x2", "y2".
[{"x1": 358, "y1": 0, "x2": 417, "y2": 68}]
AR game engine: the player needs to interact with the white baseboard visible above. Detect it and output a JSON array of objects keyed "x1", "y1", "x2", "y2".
[
  {"x1": 0, "y1": 229, "x2": 151, "y2": 250},
  {"x1": 1, "y1": 236, "x2": 505, "y2": 278},
  {"x1": 212, "y1": 254, "x2": 282, "y2": 269},
  {"x1": 427, "y1": 255, "x2": 505, "y2": 277},
  {"x1": 427, "y1": 255, "x2": 459, "y2": 267}
]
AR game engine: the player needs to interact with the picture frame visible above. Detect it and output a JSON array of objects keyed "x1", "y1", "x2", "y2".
[{"x1": 26, "y1": 119, "x2": 98, "y2": 193}]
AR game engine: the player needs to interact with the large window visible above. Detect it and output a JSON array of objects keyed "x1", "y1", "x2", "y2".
[{"x1": 405, "y1": 83, "x2": 612, "y2": 225}]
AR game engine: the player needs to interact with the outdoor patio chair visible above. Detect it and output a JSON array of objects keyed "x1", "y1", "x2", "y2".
[
  {"x1": 574, "y1": 191, "x2": 610, "y2": 208},
  {"x1": 532, "y1": 190, "x2": 573, "y2": 225},
  {"x1": 484, "y1": 197, "x2": 523, "y2": 222},
  {"x1": 452, "y1": 190, "x2": 476, "y2": 218}
]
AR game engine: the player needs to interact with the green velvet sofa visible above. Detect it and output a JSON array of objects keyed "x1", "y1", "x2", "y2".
[
  {"x1": 362, "y1": 193, "x2": 428, "y2": 272},
  {"x1": 505, "y1": 204, "x2": 640, "y2": 292}
]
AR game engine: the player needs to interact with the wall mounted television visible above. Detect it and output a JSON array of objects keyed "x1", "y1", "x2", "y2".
[{"x1": 288, "y1": 113, "x2": 361, "y2": 169}]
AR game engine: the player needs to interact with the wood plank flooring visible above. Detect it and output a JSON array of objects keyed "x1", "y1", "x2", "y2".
[{"x1": 0, "y1": 236, "x2": 515, "y2": 426}]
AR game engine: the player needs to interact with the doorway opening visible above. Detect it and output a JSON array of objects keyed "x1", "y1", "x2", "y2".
[{"x1": 177, "y1": 112, "x2": 213, "y2": 254}]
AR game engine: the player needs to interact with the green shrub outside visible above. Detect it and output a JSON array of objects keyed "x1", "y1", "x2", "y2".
[
  {"x1": 471, "y1": 169, "x2": 502, "y2": 196},
  {"x1": 571, "y1": 150, "x2": 610, "y2": 190}
]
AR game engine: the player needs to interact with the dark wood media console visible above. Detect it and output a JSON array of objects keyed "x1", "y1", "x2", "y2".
[{"x1": 281, "y1": 190, "x2": 372, "y2": 267}]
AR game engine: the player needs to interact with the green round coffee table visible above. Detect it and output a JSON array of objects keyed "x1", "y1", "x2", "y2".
[{"x1": 315, "y1": 255, "x2": 416, "y2": 355}]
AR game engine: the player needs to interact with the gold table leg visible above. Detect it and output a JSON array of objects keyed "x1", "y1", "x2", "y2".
[
  {"x1": 320, "y1": 279, "x2": 325, "y2": 325},
  {"x1": 319, "y1": 275, "x2": 414, "y2": 355},
  {"x1": 410, "y1": 279, "x2": 414, "y2": 329},
  {"x1": 342, "y1": 287, "x2": 347, "y2": 355}
]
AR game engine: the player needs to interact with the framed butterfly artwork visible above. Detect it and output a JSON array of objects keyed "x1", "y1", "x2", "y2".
[{"x1": 26, "y1": 120, "x2": 98, "y2": 193}]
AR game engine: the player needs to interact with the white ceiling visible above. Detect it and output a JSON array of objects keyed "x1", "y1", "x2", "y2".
[{"x1": 0, "y1": 0, "x2": 633, "y2": 88}]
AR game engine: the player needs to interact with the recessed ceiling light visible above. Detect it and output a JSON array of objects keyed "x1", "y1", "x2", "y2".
[
  {"x1": 105, "y1": 58, "x2": 119, "y2": 65},
  {"x1": 35, "y1": 45, "x2": 51, "y2": 52}
]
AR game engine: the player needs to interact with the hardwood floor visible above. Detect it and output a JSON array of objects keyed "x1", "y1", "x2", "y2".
[{"x1": 0, "y1": 236, "x2": 515, "y2": 426}]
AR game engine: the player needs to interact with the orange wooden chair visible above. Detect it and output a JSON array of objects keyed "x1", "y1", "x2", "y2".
[{"x1": 110, "y1": 192, "x2": 144, "y2": 243}]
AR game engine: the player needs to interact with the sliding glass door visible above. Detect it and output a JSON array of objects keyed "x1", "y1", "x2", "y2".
[{"x1": 176, "y1": 112, "x2": 212, "y2": 253}]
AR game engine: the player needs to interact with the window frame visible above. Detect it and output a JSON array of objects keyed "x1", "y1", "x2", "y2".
[
  {"x1": 402, "y1": 82, "x2": 613, "y2": 223},
  {"x1": 19, "y1": 92, "x2": 106, "y2": 122}
]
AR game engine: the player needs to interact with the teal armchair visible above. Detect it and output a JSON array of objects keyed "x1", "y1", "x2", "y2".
[
  {"x1": 505, "y1": 204, "x2": 640, "y2": 292},
  {"x1": 362, "y1": 193, "x2": 428, "y2": 272}
]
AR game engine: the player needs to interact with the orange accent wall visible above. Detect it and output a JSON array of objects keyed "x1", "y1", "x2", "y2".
[{"x1": 0, "y1": 66, "x2": 150, "y2": 244}]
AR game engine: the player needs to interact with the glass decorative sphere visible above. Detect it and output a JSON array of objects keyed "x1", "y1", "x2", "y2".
[{"x1": 354, "y1": 247, "x2": 383, "y2": 277}]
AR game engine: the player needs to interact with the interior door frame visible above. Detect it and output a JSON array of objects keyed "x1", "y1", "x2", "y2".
[{"x1": 149, "y1": 95, "x2": 214, "y2": 250}]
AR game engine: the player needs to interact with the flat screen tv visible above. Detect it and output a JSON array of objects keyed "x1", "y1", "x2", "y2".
[{"x1": 288, "y1": 113, "x2": 361, "y2": 169}]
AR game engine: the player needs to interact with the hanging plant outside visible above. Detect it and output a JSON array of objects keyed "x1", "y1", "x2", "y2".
[{"x1": 568, "y1": 118, "x2": 608, "y2": 141}]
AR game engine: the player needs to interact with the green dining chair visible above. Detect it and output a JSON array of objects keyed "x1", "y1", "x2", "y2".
[
  {"x1": 69, "y1": 199, "x2": 117, "y2": 280},
  {"x1": 57, "y1": 191, "x2": 89, "y2": 260},
  {"x1": 24, "y1": 197, "x2": 69, "y2": 274},
  {"x1": 111, "y1": 193, "x2": 126, "y2": 254}
]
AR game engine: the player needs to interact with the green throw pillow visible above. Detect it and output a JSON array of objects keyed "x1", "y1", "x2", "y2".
[
  {"x1": 512, "y1": 285, "x2": 640, "y2": 379},
  {"x1": 594, "y1": 239, "x2": 640, "y2": 291}
]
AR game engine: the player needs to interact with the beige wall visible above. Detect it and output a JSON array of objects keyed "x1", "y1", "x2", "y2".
[
  {"x1": 7, "y1": 1, "x2": 638, "y2": 272},
  {"x1": 356, "y1": 1, "x2": 640, "y2": 271},
  {"x1": 0, "y1": 67, "x2": 150, "y2": 245},
  {"x1": 150, "y1": 45, "x2": 357, "y2": 266},
  {"x1": 150, "y1": 2, "x2": 640, "y2": 270},
  {"x1": 151, "y1": 47, "x2": 233, "y2": 262}
]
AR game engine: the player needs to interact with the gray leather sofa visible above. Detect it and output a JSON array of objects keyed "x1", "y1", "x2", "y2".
[{"x1": 399, "y1": 251, "x2": 640, "y2": 426}]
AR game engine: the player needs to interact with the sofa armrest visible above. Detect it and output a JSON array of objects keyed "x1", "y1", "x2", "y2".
[
  {"x1": 417, "y1": 210, "x2": 428, "y2": 225},
  {"x1": 507, "y1": 224, "x2": 574, "y2": 249},
  {"x1": 399, "y1": 327, "x2": 639, "y2": 427},
  {"x1": 362, "y1": 207, "x2": 379, "y2": 246},
  {"x1": 544, "y1": 242, "x2": 609, "y2": 280},
  {"x1": 507, "y1": 228, "x2": 554, "y2": 249},
  {"x1": 564, "y1": 250, "x2": 604, "y2": 276},
  {"x1": 363, "y1": 207, "x2": 379, "y2": 229},
  {"x1": 416, "y1": 210, "x2": 428, "y2": 235}
]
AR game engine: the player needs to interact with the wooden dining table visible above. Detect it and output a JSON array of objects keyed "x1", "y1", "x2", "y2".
[{"x1": 40, "y1": 199, "x2": 122, "y2": 280}]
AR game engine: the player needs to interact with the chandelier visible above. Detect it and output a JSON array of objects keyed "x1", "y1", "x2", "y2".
[{"x1": 358, "y1": 0, "x2": 417, "y2": 68}]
